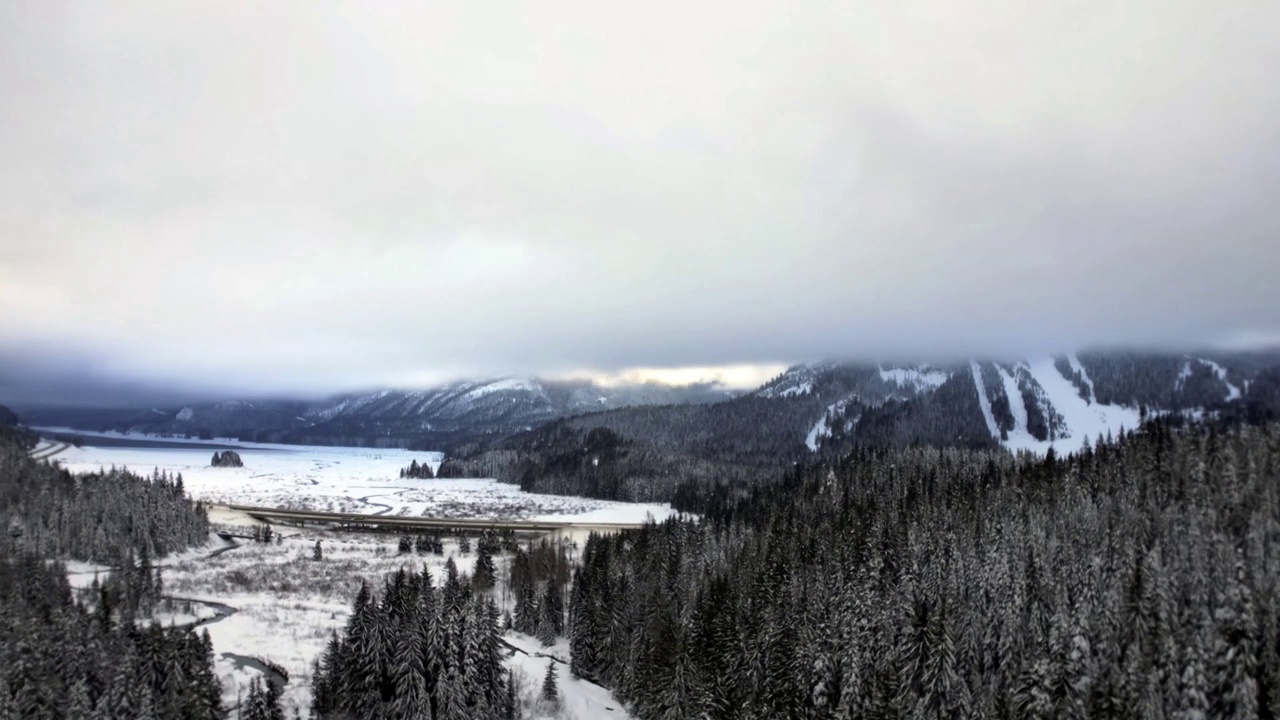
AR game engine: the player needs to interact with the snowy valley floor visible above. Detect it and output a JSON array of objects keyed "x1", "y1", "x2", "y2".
[
  {"x1": 41, "y1": 428, "x2": 674, "y2": 524},
  {"x1": 68, "y1": 528, "x2": 634, "y2": 719},
  {"x1": 46, "y1": 432, "x2": 655, "y2": 718}
]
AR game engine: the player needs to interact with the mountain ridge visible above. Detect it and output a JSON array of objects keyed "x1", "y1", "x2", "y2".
[
  {"x1": 14, "y1": 376, "x2": 738, "y2": 450},
  {"x1": 437, "y1": 349, "x2": 1280, "y2": 503}
]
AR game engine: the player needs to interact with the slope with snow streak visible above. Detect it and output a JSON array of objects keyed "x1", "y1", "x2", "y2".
[
  {"x1": 1066, "y1": 353, "x2": 1097, "y2": 403},
  {"x1": 1198, "y1": 359, "x2": 1242, "y2": 401},
  {"x1": 779, "y1": 382, "x2": 813, "y2": 398},
  {"x1": 878, "y1": 366, "x2": 950, "y2": 392},
  {"x1": 805, "y1": 398, "x2": 854, "y2": 452},
  {"x1": 1017, "y1": 358, "x2": 1141, "y2": 455},
  {"x1": 970, "y1": 361, "x2": 1000, "y2": 440},
  {"x1": 994, "y1": 364, "x2": 1046, "y2": 453},
  {"x1": 463, "y1": 378, "x2": 544, "y2": 401}
]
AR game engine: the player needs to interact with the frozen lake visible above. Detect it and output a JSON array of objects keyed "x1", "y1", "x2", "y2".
[{"x1": 37, "y1": 427, "x2": 676, "y2": 524}]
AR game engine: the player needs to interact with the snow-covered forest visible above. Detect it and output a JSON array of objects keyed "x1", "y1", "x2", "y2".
[
  {"x1": 6, "y1": 411, "x2": 1280, "y2": 718},
  {"x1": 0, "y1": 441, "x2": 210, "y2": 564},
  {"x1": 0, "y1": 439, "x2": 224, "y2": 718},
  {"x1": 569, "y1": 420, "x2": 1280, "y2": 718}
]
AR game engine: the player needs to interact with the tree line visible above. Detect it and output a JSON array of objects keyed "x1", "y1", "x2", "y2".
[
  {"x1": 568, "y1": 420, "x2": 1280, "y2": 719},
  {"x1": 0, "y1": 441, "x2": 210, "y2": 565},
  {"x1": 0, "y1": 553, "x2": 224, "y2": 719},
  {"x1": 399, "y1": 459, "x2": 436, "y2": 479},
  {"x1": 0, "y1": 436, "x2": 225, "y2": 719}
]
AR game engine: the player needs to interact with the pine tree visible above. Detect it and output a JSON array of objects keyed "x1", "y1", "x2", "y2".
[
  {"x1": 1211, "y1": 556, "x2": 1259, "y2": 720},
  {"x1": 265, "y1": 677, "x2": 285, "y2": 720},
  {"x1": 390, "y1": 615, "x2": 432, "y2": 720},
  {"x1": 503, "y1": 668, "x2": 520, "y2": 720},
  {"x1": 537, "y1": 596, "x2": 557, "y2": 647},
  {"x1": 541, "y1": 661, "x2": 560, "y2": 704},
  {"x1": 436, "y1": 666, "x2": 468, "y2": 720},
  {"x1": 313, "y1": 540, "x2": 323, "y2": 561},
  {"x1": 474, "y1": 543, "x2": 497, "y2": 592}
]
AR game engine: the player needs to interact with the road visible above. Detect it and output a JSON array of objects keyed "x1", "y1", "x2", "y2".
[
  {"x1": 218, "y1": 502, "x2": 649, "y2": 537},
  {"x1": 29, "y1": 440, "x2": 70, "y2": 461}
]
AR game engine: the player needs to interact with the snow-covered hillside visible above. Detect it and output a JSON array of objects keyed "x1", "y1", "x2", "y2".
[
  {"x1": 787, "y1": 350, "x2": 1270, "y2": 456},
  {"x1": 878, "y1": 365, "x2": 950, "y2": 392},
  {"x1": 969, "y1": 356, "x2": 1142, "y2": 454},
  {"x1": 23, "y1": 377, "x2": 734, "y2": 451}
]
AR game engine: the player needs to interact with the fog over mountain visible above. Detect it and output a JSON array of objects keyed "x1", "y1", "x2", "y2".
[{"x1": 2, "y1": 1, "x2": 1279, "y2": 400}]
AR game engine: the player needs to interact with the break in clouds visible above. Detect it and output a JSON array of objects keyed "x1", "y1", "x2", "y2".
[{"x1": 1, "y1": 0, "x2": 1279, "y2": 397}]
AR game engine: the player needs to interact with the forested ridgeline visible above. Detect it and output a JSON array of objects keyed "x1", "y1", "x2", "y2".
[
  {"x1": 0, "y1": 439, "x2": 210, "y2": 564},
  {"x1": 310, "y1": 560, "x2": 518, "y2": 720},
  {"x1": 438, "y1": 354, "x2": 1280, "y2": 505},
  {"x1": 436, "y1": 394, "x2": 837, "y2": 502},
  {"x1": 569, "y1": 422, "x2": 1280, "y2": 719},
  {"x1": 0, "y1": 404, "x2": 35, "y2": 451},
  {"x1": 437, "y1": 371, "x2": 1006, "y2": 504}
]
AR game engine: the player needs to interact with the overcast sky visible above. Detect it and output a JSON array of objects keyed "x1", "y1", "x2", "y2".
[{"x1": 2, "y1": 1, "x2": 1279, "y2": 401}]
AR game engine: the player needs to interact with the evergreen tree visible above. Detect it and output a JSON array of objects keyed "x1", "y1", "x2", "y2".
[
  {"x1": 474, "y1": 542, "x2": 497, "y2": 592},
  {"x1": 309, "y1": 564, "x2": 508, "y2": 720},
  {"x1": 541, "y1": 661, "x2": 560, "y2": 704}
]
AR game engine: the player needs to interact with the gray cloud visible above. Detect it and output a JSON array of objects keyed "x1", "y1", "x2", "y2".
[{"x1": 2, "y1": 0, "x2": 1279, "y2": 397}]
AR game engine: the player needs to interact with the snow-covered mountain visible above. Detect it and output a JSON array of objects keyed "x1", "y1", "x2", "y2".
[
  {"x1": 774, "y1": 350, "x2": 1278, "y2": 456},
  {"x1": 18, "y1": 349, "x2": 1280, "y2": 459},
  {"x1": 20, "y1": 377, "x2": 736, "y2": 450}
]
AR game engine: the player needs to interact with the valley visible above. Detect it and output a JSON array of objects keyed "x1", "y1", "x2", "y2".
[
  {"x1": 5, "y1": 348, "x2": 1280, "y2": 719},
  {"x1": 5, "y1": 4, "x2": 1278, "y2": 715},
  {"x1": 39, "y1": 428, "x2": 677, "y2": 524},
  {"x1": 22, "y1": 430, "x2": 660, "y2": 718}
]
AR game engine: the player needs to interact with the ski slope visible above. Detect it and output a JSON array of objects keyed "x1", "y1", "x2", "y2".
[
  {"x1": 1066, "y1": 353, "x2": 1096, "y2": 402},
  {"x1": 993, "y1": 364, "x2": 1044, "y2": 453},
  {"x1": 1013, "y1": 359, "x2": 1141, "y2": 455},
  {"x1": 970, "y1": 362, "x2": 1000, "y2": 440},
  {"x1": 970, "y1": 358, "x2": 1141, "y2": 456},
  {"x1": 1198, "y1": 359, "x2": 1242, "y2": 401}
]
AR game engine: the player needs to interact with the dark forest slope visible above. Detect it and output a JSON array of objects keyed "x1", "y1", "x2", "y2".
[{"x1": 569, "y1": 421, "x2": 1280, "y2": 719}]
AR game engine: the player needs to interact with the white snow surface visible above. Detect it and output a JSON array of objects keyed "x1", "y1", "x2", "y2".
[
  {"x1": 778, "y1": 382, "x2": 813, "y2": 398},
  {"x1": 1009, "y1": 358, "x2": 1142, "y2": 455},
  {"x1": 463, "y1": 377, "x2": 543, "y2": 400},
  {"x1": 756, "y1": 364, "x2": 826, "y2": 399},
  {"x1": 176, "y1": 407, "x2": 195, "y2": 421},
  {"x1": 504, "y1": 632, "x2": 634, "y2": 719},
  {"x1": 878, "y1": 366, "x2": 950, "y2": 392},
  {"x1": 67, "y1": 526, "x2": 637, "y2": 716},
  {"x1": 970, "y1": 361, "x2": 1000, "y2": 440},
  {"x1": 993, "y1": 364, "x2": 1046, "y2": 453},
  {"x1": 804, "y1": 399, "x2": 844, "y2": 452},
  {"x1": 43, "y1": 429, "x2": 677, "y2": 524},
  {"x1": 1177, "y1": 361, "x2": 1194, "y2": 387}
]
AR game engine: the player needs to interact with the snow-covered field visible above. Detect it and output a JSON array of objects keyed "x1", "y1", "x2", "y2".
[
  {"x1": 39, "y1": 428, "x2": 675, "y2": 524},
  {"x1": 66, "y1": 528, "x2": 632, "y2": 719},
  {"x1": 39, "y1": 431, "x2": 659, "y2": 715}
]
